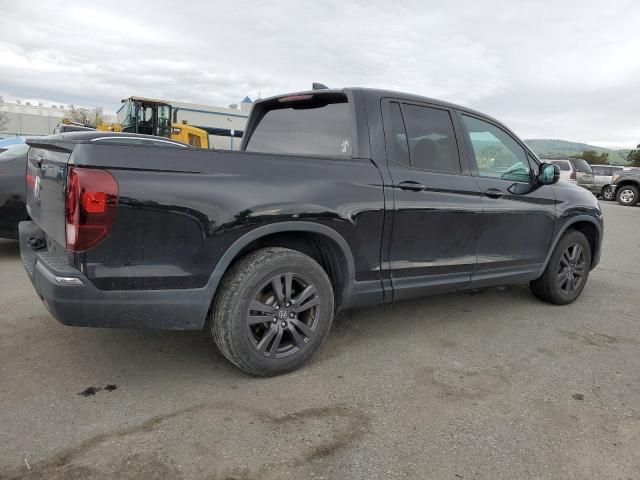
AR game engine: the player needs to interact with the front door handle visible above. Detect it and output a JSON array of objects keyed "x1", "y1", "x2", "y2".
[
  {"x1": 397, "y1": 181, "x2": 426, "y2": 192},
  {"x1": 483, "y1": 188, "x2": 505, "y2": 199}
]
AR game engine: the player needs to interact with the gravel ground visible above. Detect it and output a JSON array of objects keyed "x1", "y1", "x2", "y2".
[{"x1": 0, "y1": 201, "x2": 639, "y2": 480}]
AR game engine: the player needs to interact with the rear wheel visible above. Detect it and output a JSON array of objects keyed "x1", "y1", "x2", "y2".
[
  {"x1": 530, "y1": 230, "x2": 591, "y2": 305},
  {"x1": 211, "y1": 247, "x2": 334, "y2": 376},
  {"x1": 601, "y1": 185, "x2": 614, "y2": 201},
  {"x1": 617, "y1": 185, "x2": 638, "y2": 206}
]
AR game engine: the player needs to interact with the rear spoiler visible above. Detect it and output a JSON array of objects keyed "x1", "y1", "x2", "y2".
[{"x1": 26, "y1": 136, "x2": 75, "y2": 154}]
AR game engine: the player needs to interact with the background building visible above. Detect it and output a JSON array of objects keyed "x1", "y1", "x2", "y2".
[
  {"x1": 0, "y1": 99, "x2": 69, "y2": 138},
  {"x1": 1, "y1": 96, "x2": 253, "y2": 150}
]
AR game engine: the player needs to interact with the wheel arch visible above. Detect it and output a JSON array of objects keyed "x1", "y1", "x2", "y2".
[
  {"x1": 540, "y1": 216, "x2": 603, "y2": 275},
  {"x1": 616, "y1": 179, "x2": 640, "y2": 190},
  {"x1": 205, "y1": 222, "x2": 356, "y2": 312}
]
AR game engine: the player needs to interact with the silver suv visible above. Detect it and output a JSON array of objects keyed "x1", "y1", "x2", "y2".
[{"x1": 588, "y1": 165, "x2": 624, "y2": 200}]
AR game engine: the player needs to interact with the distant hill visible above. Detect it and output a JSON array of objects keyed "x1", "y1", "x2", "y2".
[{"x1": 525, "y1": 139, "x2": 630, "y2": 165}]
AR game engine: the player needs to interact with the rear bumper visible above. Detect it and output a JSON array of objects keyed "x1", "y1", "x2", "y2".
[{"x1": 19, "y1": 221, "x2": 209, "y2": 330}]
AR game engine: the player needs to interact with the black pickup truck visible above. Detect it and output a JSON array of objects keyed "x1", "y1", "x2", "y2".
[{"x1": 20, "y1": 87, "x2": 603, "y2": 375}]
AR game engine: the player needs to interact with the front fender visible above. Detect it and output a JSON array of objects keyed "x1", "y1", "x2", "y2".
[{"x1": 538, "y1": 214, "x2": 603, "y2": 276}]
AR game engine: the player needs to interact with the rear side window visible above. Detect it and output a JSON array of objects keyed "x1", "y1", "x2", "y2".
[
  {"x1": 571, "y1": 159, "x2": 592, "y2": 173},
  {"x1": 384, "y1": 102, "x2": 410, "y2": 166},
  {"x1": 245, "y1": 96, "x2": 353, "y2": 157},
  {"x1": 591, "y1": 166, "x2": 606, "y2": 175},
  {"x1": 401, "y1": 104, "x2": 461, "y2": 174}
]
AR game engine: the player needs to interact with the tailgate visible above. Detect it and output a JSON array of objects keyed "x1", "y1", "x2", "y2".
[{"x1": 26, "y1": 139, "x2": 73, "y2": 247}]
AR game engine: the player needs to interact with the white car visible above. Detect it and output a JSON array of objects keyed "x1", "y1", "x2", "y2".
[
  {"x1": 547, "y1": 159, "x2": 575, "y2": 184},
  {"x1": 545, "y1": 159, "x2": 595, "y2": 190}
]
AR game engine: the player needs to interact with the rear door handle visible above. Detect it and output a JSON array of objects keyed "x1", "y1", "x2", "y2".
[
  {"x1": 397, "y1": 181, "x2": 426, "y2": 192},
  {"x1": 483, "y1": 188, "x2": 505, "y2": 199}
]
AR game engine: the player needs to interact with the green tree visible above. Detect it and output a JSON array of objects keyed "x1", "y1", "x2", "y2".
[
  {"x1": 627, "y1": 144, "x2": 640, "y2": 167},
  {"x1": 573, "y1": 150, "x2": 609, "y2": 165}
]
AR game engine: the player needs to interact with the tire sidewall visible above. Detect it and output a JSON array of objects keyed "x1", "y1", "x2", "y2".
[
  {"x1": 220, "y1": 252, "x2": 334, "y2": 375},
  {"x1": 602, "y1": 186, "x2": 614, "y2": 201}
]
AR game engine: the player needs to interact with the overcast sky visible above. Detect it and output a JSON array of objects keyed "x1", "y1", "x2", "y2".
[{"x1": 1, "y1": 0, "x2": 639, "y2": 147}]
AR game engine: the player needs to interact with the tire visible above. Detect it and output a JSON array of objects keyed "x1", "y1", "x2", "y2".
[
  {"x1": 530, "y1": 230, "x2": 591, "y2": 305},
  {"x1": 616, "y1": 185, "x2": 639, "y2": 206},
  {"x1": 601, "y1": 185, "x2": 615, "y2": 201},
  {"x1": 211, "y1": 247, "x2": 334, "y2": 376}
]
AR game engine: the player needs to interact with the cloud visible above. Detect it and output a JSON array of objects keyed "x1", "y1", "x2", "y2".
[{"x1": 1, "y1": 0, "x2": 639, "y2": 147}]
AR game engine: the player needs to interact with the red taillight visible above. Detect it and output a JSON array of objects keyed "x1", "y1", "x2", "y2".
[
  {"x1": 570, "y1": 171, "x2": 576, "y2": 180},
  {"x1": 26, "y1": 173, "x2": 36, "y2": 190},
  {"x1": 65, "y1": 167, "x2": 118, "y2": 251}
]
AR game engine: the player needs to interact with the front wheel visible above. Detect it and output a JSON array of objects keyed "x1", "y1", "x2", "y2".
[
  {"x1": 211, "y1": 247, "x2": 334, "y2": 376},
  {"x1": 601, "y1": 185, "x2": 615, "y2": 201},
  {"x1": 530, "y1": 230, "x2": 591, "y2": 305},
  {"x1": 617, "y1": 185, "x2": 639, "y2": 206}
]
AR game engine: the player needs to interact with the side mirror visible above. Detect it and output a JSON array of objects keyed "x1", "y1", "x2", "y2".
[{"x1": 538, "y1": 163, "x2": 559, "y2": 185}]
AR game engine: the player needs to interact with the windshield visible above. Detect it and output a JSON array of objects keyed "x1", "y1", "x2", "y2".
[{"x1": 118, "y1": 100, "x2": 134, "y2": 128}]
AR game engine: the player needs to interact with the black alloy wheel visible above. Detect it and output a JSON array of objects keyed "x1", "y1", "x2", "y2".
[
  {"x1": 530, "y1": 229, "x2": 591, "y2": 305},
  {"x1": 211, "y1": 247, "x2": 334, "y2": 376},
  {"x1": 246, "y1": 273, "x2": 321, "y2": 358},
  {"x1": 556, "y1": 243, "x2": 586, "y2": 295}
]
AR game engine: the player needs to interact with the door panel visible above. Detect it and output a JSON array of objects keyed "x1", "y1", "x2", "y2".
[
  {"x1": 388, "y1": 171, "x2": 482, "y2": 298},
  {"x1": 473, "y1": 176, "x2": 556, "y2": 284},
  {"x1": 458, "y1": 113, "x2": 556, "y2": 285},
  {"x1": 382, "y1": 101, "x2": 481, "y2": 300}
]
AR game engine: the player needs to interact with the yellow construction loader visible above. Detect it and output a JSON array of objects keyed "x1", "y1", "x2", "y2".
[{"x1": 97, "y1": 97, "x2": 209, "y2": 148}]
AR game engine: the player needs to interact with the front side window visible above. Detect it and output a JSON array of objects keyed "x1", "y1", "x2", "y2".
[
  {"x1": 462, "y1": 115, "x2": 531, "y2": 182},
  {"x1": 245, "y1": 95, "x2": 353, "y2": 157},
  {"x1": 402, "y1": 104, "x2": 461, "y2": 174}
]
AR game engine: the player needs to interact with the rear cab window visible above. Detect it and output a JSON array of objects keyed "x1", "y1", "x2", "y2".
[{"x1": 243, "y1": 92, "x2": 354, "y2": 157}]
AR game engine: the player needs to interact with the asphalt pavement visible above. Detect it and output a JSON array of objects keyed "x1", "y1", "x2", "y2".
[{"x1": 1, "y1": 201, "x2": 639, "y2": 479}]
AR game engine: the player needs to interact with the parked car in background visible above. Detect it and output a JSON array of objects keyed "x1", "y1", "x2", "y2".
[
  {"x1": 547, "y1": 159, "x2": 575, "y2": 183},
  {"x1": 546, "y1": 158, "x2": 595, "y2": 191},
  {"x1": 0, "y1": 136, "x2": 28, "y2": 153},
  {"x1": 19, "y1": 87, "x2": 603, "y2": 376},
  {"x1": 588, "y1": 165, "x2": 624, "y2": 200},
  {"x1": 0, "y1": 143, "x2": 29, "y2": 239},
  {"x1": 611, "y1": 169, "x2": 640, "y2": 206}
]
